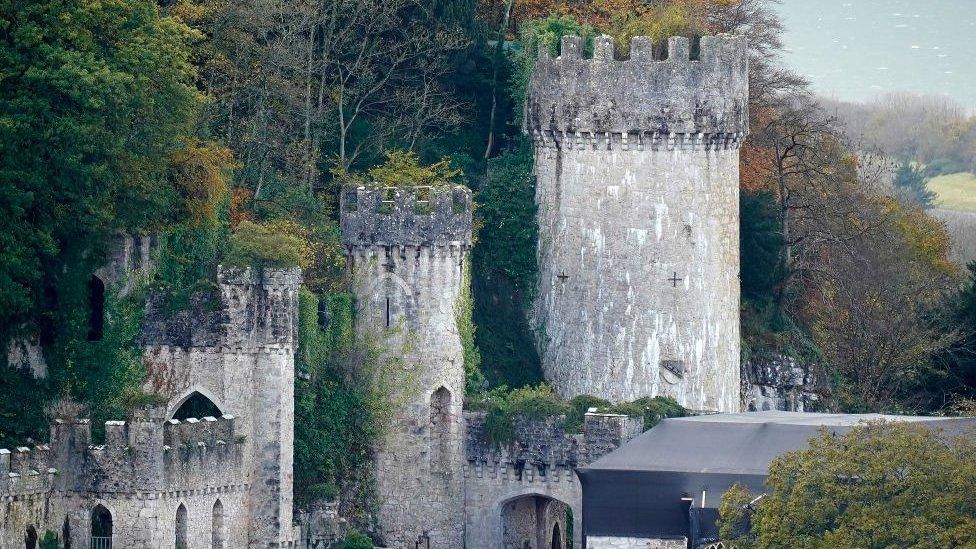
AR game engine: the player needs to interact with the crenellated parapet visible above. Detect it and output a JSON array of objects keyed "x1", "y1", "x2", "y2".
[
  {"x1": 217, "y1": 265, "x2": 302, "y2": 350},
  {"x1": 526, "y1": 34, "x2": 748, "y2": 147},
  {"x1": 340, "y1": 184, "x2": 473, "y2": 248},
  {"x1": 463, "y1": 410, "x2": 644, "y2": 480},
  {"x1": 0, "y1": 412, "x2": 243, "y2": 498}
]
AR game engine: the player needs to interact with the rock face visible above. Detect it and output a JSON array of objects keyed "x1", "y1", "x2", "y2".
[
  {"x1": 341, "y1": 185, "x2": 472, "y2": 548},
  {"x1": 526, "y1": 35, "x2": 748, "y2": 411}
]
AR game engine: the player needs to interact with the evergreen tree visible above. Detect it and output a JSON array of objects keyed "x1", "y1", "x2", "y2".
[{"x1": 894, "y1": 162, "x2": 936, "y2": 207}]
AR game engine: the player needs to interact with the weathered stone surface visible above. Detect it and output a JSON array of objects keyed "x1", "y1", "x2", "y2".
[
  {"x1": 1, "y1": 265, "x2": 300, "y2": 549},
  {"x1": 742, "y1": 352, "x2": 824, "y2": 412},
  {"x1": 340, "y1": 185, "x2": 472, "y2": 247},
  {"x1": 342, "y1": 184, "x2": 472, "y2": 548},
  {"x1": 586, "y1": 536, "x2": 688, "y2": 549},
  {"x1": 526, "y1": 35, "x2": 748, "y2": 136},
  {"x1": 527, "y1": 34, "x2": 747, "y2": 411}
]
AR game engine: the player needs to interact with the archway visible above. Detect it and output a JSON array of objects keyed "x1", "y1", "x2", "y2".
[
  {"x1": 175, "y1": 504, "x2": 188, "y2": 549},
  {"x1": 90, "y1": 505, "x2": 112, "y2": 549},
  {"x1": 172, "y1": 391, "x2": 222, "y2": 420},
  {"x1": 501, "y1": 494, "x2": 572, "y2": 549}
]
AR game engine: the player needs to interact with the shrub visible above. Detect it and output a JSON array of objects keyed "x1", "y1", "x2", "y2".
[
  {"x1": 226, "y1": 219, "x2": 313, "y2": 268},
  {"x1": 338, "y1": 530, "x2": 374, "y2": 549}
]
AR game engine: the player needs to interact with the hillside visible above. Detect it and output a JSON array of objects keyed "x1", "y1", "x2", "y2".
[{"x1": 929, "y1": 172, "x2": 976, "y2": 212}]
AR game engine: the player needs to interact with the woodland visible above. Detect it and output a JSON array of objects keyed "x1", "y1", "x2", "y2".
[{"x1": 2, "y1": 0, "x2": 976, "y2": 536}]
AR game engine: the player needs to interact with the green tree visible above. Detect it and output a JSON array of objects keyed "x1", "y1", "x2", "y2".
[
  {"x1": 721, "y1": 422, "x2": 976, "y2": 548},
  {"x1": 894, "y1": 162, "x2": 936, "y2": 207},
  {"x1": 0, "y1": 0, "x2": 202, "y2": 441}
]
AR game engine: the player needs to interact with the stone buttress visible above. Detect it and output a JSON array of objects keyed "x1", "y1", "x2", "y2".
[
  {"x1": 341, "y1": 185, "x2": 472, "y2": 548},
  {"x1": 526, "y1": 34, "x2": 749, "y2": 411}
]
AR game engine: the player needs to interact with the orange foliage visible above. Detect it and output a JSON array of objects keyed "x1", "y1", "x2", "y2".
[
  {"x1": 169, "y1": 143, "x2": 236, "y2": 225},
  {"x1": 486, "y1": 0, "x2": 735, "y2": 36},
  {"x1": 230, "y1": 188, "x2": 255, "y2": 228}
]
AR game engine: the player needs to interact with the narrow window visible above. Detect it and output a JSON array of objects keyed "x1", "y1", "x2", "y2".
[
  {"x1": 175, "y1": 504, "x2": 188, "y2": 549},
  {"x1": 25, "y1": 525, "x2": 37, "y2": 549},
  {"x1": 212, "y1": 499, "x2": 225, "y2": 549},
  {"x1": 429, "y1": 387, "x2": 452, "y2": 473},
  {"x1": 62, "y1": 517, "x2": 71, "y2": 549},
  {"x1": 90, "y1": 505, "x2": 112, "y2": 549},
  {"x1": 551, "y1": 524, "x2": 562, "y2": 549},
  {"x1": 87, "y1": 275, "x2": 105, "y2": 341},
  {"x1": 385, "y1": 297, "x2": 391, "y2": 328}
]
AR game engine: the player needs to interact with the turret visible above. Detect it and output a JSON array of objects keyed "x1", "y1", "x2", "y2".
[
  {"x1": 341, "y1": 184, "x2": 472, "y2": 548},
  {"x1": 527, "y1": 34, "x2": 747, "y2": 411}
]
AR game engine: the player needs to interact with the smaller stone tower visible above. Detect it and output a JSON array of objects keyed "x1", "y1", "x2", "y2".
[
  {"x1": 341, "y1": 184, "x2": 472, "y2": 548},
  {"x1": 142, "y1": 265, "x2": 301, "y2": 547},
  {"x1": 526, "y1": 34, "x2": 749, "y2": 411}
]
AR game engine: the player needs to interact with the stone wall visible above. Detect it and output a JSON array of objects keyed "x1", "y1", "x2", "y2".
[
  {"x1": 586, "y1": 536, "x2": 688, "y2": 549},
  {"x1": 742, "y1": 352, "x2": 824, "y2": 412},
  {"x1": 0, "y1": 411, "x2": 248, "y2": 548},
  {"x1": 342, "y1": 184, "x2": 472, "y2": 548},
  {"x1": 463, "y1": 411, "x2": 644, "y2": 548},
  {"x1": 527, "y1": 34, "x2": 747, "y2": 411}
]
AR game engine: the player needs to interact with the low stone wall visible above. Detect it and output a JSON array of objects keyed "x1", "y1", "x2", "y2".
[{"x1": 586, "y1": 536, "x2": 688, "y2": 549}]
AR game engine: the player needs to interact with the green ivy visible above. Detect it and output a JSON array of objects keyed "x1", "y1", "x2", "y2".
[
  {"x1": 468, "y1": 384, "x2": 687, "y2": 445},
  {"x1": 294, "y1": 289, "x2": 379, "y2": 518}
]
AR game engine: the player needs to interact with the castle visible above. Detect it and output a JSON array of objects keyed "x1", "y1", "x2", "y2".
[
  {"x1": 1, "y1": 245, "x2": 301, "y2": 548},
  {"x1": 2, "y1": 33, "x2": 768, "y2": 549}
]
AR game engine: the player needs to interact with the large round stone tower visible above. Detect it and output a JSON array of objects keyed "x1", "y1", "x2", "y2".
[
  {"x1": 340, "y1": 184, "x2": 472, "y2": 547},
  {"x1": 526, "y1": 34, "x2": 748, "y2": 411}
]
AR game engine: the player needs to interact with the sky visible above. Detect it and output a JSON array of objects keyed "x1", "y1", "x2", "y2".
[{"x1": 774, "y1": 0, "x2": 976, "y2": 111}]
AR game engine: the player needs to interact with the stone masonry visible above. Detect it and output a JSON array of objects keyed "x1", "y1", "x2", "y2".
[
  {"x1": 526, "y1": 34, "x2": 748, "y2": 411},
  {"x1": 341, "y1": 185, "x2": 472, "y2": 548},
  {"x1": 1, "y1": 264, "x2": 301, "y2": 548},
  {"x1": 463, "y1": 411, "x2": 644, "y2": 549}
]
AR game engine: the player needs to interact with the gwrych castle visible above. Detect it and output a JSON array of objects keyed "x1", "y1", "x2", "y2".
[{"x1": 1, "y1": 34, "x2": 812, "y2": 548}]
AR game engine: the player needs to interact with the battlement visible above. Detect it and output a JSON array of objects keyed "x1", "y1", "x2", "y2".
[
  {"x1": 526, "y1": 34, "x2": 749, "y2": 141},
  {"x1": 464, "y1": 410, "x2": 643, "y2": 473},
  {"x1": 340, "y1": 185, "x2": 473, "y2": 247},
  {"x1": 0, "y1": 413, "x2": 243, "y2": 496}
]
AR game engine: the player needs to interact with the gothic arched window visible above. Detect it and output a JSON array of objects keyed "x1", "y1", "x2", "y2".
[
  {"x1": 175, "y1": 504, "x2": 188, "y2": 549},
  {"x1": 90, "y1": 505, "x2": 112, "y2": 549},
  {"x1": 172, "y1": 392, "x2": 222, "y2": 420},
  {"x1": 429, "y1": 387, "x2": 452, "y2": 473},
  {"x1": 212, "y1": 499, "x2": 225, "y2": 549}
]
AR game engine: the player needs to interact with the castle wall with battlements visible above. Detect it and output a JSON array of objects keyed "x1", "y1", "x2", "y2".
[
  {"x1": 1, "y1": 264, "x2": 301, "y2": 548},
  {"x1": 0, "y1": 412, "x2": 247, "y2": 548},
  {"x1": 341, "y1": 185, "x2": 472, "y2": 548},
  {"x1": 463, "y1": 411, "x2": 644, "y2": 549},
  {"x1": 527, "y1": 35, "x2": 747, "y2": 411}
]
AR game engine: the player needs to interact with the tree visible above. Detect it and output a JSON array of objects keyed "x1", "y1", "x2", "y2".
[
  {"x1": 893, "y1": 162, "x2": 936, "y2": 207},
  {"x1": 0, "y1": 0, "x2": 202, "y2": 333},
  {"x1": 720, "y1": 422, "x2": 976, "y2": 548}
]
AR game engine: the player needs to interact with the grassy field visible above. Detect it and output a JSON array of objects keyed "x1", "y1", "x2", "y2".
[{"x1": 929, "y1": 172, "x2": 976, "y2": 212}]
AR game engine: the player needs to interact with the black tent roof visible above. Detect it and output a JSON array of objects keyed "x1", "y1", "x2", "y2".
[{"x1": 577, "y1": 411, "x2": 976, "y2": 542}]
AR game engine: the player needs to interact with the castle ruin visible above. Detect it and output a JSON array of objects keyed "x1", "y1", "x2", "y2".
[{"x1": 526, "y1": 34, "x2": 749, "y2": 411}]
